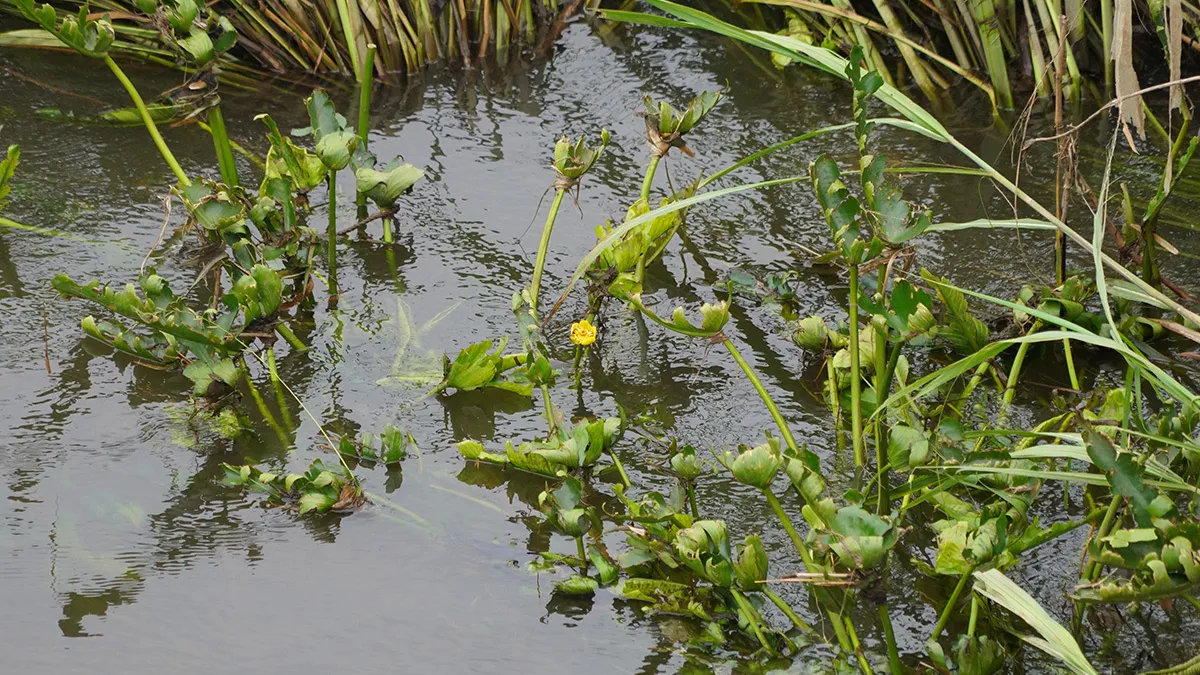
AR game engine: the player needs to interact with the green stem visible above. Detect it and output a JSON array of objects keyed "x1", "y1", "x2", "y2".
[
  {"x1": 356, "y1": 44, "x2": 377, "y2": 218},
  {"x1": 879, "y1": 604, "x2": 904, "y2": 675},
  {"x1": 103, "y1": 55, "x2": 189, "y2": 186},
  {"x1": 930, "y1": 567, "x2": 974, "y2": 641},
  {"x1": 1003, "y1": 319, "x2": 1043, "y2": 406},
  {"x1": 576, "y1": 536, "x2": 587, "y2": 574},
  {"x1": 846, "y1": 618, "x2": 874, "y2": 674},
  {"x1": 848, "y1": 264, "x2": 864, "y2": 467},
  {"x1": 687, "y1": 483, "x2": 699, "y2": 519},
  {"x1": 730, "y1": 588, "x2": 775, "y2": 654},
  {"x1": 1063, "y1": 337, "x2": 1080, "y2": 390},
  {"x1": 530, "y1": 189, "x2": 566, "y2": 311},
  {"x1": 640, "y1": 154, "x2": 661, "y2": 201},
  {"x1": 723, "y1": 339, "x2": 800, "y2": 454},
  {"x1": 967, "y1": 594, "x2": 980, "y2": 637},
  {"x1": 244, "y1": 369, "x2": 289, "y2": 445},
  {"x1": 382, "y1": 216, "x2": 394, "y2": 244},
  {"x1": 608, "y1": 445, "x2": 631, "y2": 488},
  {"x1": 207, "y1": 106, "x2": 238, "y2": 187},
  {"x1": 1084, "y1": 497, "x2": 1122, "y2": 581},
  {"x1": 763, "y1": 488, "x2": 816, "y2": 570},
  {"x1": 265, "y1": 347, "x2": 294, "y2": 429},
  {"x1": 275, "y1": 322, "x2": 308, "y2": 352},
  {"x1": 763, "y1": 587, "x2": 818, "y2": 637},
  {"x1": 327, "y1": 173, "x2": 338, "y2": 298},
  {"x1": 873, "y1": 316, "x2": 890, "y2": 512}
]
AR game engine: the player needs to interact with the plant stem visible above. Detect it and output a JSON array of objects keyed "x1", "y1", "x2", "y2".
[
  {"x1": 530, "y1": 188, "x2": 566, "y2": 311},
  {"x1": 723, "y1": 339, "x2": 800, "y2": 454},
  {"x1": 640, "y1": 155, "x2": 661, "y2": 201},
  {"x1": 879, "y1": 604, "x2": 904, "y2": 675},
  {"x1": 1003, "y1": 319, "x2": 1043, "y2": 406},
  {"x1": 763, "y1": 488, "x2": 816, "y2": 569},
  {"x1": 848, "y1": 264, "x2": 864, "y2": 467},
  {"x1": 207, "y1": 106, "x2": 239, "y2": 187},
  {"x1": 576, "y1": 536, "x2": 588, "y2": 574},
  {"x1": 382, "y1": 215, "x2": 394, "y2": 244},
  {"x1": 1083, "y1": 497, "x2": 1122, "y2": 581},
  {"x1": 356, "y1": 44, "x2": 377, "y2": 219},
  {"x1": 967, "y1": 593, "x2": 980, "y2": 637},
  {"x1": 730, "y1": 588, "x2": 775, "y2": 654},
  {"x1": 608, "y1": 445, "x2": 631, "y2": 488},
  {"x1": 244, "y1": 368, "x2": 289, "y2": 445},
  {"x1": 265, "y1": 346, "x2": 294, "y2": 429},
  {"x1": 1063, "y1": 337, "x2": 1080, "y2": 390},
  {"x1": 930, "y1": 567, "x2": 974, "y2": 641},
  {"x1": 275, "y1": 322, "x2": 308, "y2": 352},
  {"x1": 687, "y1": 483, "x2": 699, "y2": 519},
  {"x1": 763, "y1": 587, "x2": 818, "y2": 636},
  {"x1": 327, "y1": 173, "x2": 338, "y2": 298},
  {"x1": 873, "y1": 315, "x2": 891, "y2": 512},
  {"x1": 845, "y1": 618, "x2": 874, "y2": 674},
  {"x1": 103, "y1": 56, "x2": 190, "y2": 187}
]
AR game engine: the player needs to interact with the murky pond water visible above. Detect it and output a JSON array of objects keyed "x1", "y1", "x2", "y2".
[{"x1": 3, "y1": 19, "x2": 1199, "y2": 674}]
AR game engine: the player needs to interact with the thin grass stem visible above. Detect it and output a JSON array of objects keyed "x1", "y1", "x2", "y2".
[{"x1": 530, "y1": 189, "x2": 567, "y2": 311}]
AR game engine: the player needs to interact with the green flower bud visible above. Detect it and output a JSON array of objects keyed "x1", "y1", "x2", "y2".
[
  {"x1": 724, "y1": 436, "x2": 783, "y2": 490},
  {"x1": 734, "y1": 534, "x2": 768, "y2": 590}
]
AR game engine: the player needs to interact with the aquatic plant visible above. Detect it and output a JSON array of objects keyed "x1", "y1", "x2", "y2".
[{"x1": 0, "y1": 0, "x2": 569, "y2": 80}]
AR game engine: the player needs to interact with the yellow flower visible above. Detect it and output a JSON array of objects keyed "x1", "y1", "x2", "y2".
[{"x1": 570, "y1": 319, "x2": 597, "y2": 346}]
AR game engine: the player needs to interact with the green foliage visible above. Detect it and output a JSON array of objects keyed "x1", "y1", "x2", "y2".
[
  {"x1": 338, "y1": 425, "x2": 416, "y2": 465},
  {"x1": 0, "y1": 145, "x2": 17, "y2": 211},
  {"x1": 553, "y1": 130, "x2": 609, "y2": 183},
  {"x1": 14, "y1": 0, "x2": 114, "y2": 57},
  {"x1": 643, "y1": 90, "x2": 722, "y2": 156},
  {"x1": 434, "y1": 339, "x2": 531, "y2": 396},
  {"x1": 355, "y1": 162, "x2": 424, "y2": 208},
  {"x1": 223, "y1": 459, "x2": 362, "y2": 514}
]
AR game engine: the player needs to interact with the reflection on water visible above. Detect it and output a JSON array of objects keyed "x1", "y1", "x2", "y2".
[{"x1": 2, "y1": 16, "x2": 1199, "y2": 675}]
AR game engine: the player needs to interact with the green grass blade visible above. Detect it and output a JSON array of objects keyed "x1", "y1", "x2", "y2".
[{"x1": 973, "y1": 569, "x2": 1099, "y2": 675}]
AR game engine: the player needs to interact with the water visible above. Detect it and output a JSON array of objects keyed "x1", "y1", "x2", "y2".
[{"x1": 2, "y1": 20, "x2": 1199, "y2": 674}]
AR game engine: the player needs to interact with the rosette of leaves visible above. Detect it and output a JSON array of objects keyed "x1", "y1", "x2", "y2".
[
  {"x1": 643, "y1": 91, "x2": 722, "y2": 157},
  {"x1": 1072, "y1": 427, "x2": 1200, "y2": 602},
  {"x1": 355, "y1": 160, "x2": 425, "y2": 209},
  {"x1": 294, "y1": 90, "x2": 359, "y2": 172},
  {"x1": 223, "y1": 459, "x2": 363, "y2": 514},
  {"x1": 921, "y1": 269, "x2": 990, "y2": 355},
  {"x1": 14, "y1": 0, "x2": 114, "y2": 58},
  {"x1": 593, "y1": 187, "x2": 693, "y2": 292},
  {"x1": 1013, "y1": 275, "x2": 1103, "y2": 335},
  {"x1": 670, "y1": 445, "x2": 705, "y2": 482},
  {"x1": 337, "y1": 424, "x2": 416, "y2": 466},
  {"x1": 257, "y1": 113, "x2": 328, "y2": 193},
  {"x1": 927, "y1": 506, "x2": 1013, "y2": 577},
  {"x1": 0, "y1": 145, "x2": 17, "y2": 211},
  {"x1": 673, "y1": 520, "x2": 736, "y2": 588},
  {"x1": 733, "y1": 534, "x2": 769, "y2": 592},
  {"x1": 721, "y1": 435, "x2": 783, "y2": 490},
  {"x1": 805, "y1": 502, "x2": 898, "y2": 572},
  {"x1": 611, "y1": 486, "x2": 694, "y2": 573},
  {"x1": 52, "y1": 272, "x2": 246, "y2": 394},
  {"x1": 538, "y1": 475, "x2": 596, "y2": 539},
  {"x1": 432, "y1": 338, "x2": 531, "y2": 396},
  {"x1": 553, "y1": 129, "x2": 609, "y2": 187},
  {"x1": 952, "y1": 634, "x2": 1007, "y2": 675},
  {"x1": 456, "y1": 417, "x2": 621, "y2": 476},
  {"x1": 134, "y1": 0, "x2": 237, "y2": 66}
]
